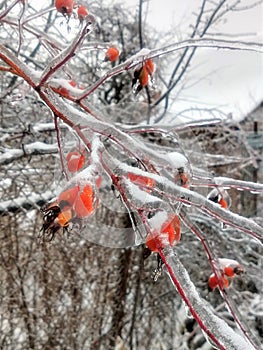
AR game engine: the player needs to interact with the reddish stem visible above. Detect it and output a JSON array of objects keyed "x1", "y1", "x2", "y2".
[
  {"x1": 158, "y1": 248, "x2": 227, "y2": 350},
  {"x1": 180, "y1": 212, "x2": 259, "y2": 349},
  {"x1": 0, "y1": 0, "x2": 20, "y2": 20}
]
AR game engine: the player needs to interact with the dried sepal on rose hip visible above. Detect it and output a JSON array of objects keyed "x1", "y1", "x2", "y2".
[
  {"x1": 40, "y1": 180, "x2": 99, "y2": 241},
  {"x1": 55, "y1": 0, "x2": 75, "y2": 18},
  {"x1": 207, "y1": 188, "x2": 231, "y2": 209},
  {"x1": 132, "y1": 58, "x2": 155, "y2": 94}
]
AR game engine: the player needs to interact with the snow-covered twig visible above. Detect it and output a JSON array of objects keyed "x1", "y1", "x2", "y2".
[
  {"x1": 180, "y1": 212, "x2": 260, "y2": 349},
  {"x1": 158, "y1": 247, "x2": 256, "y2": 350},
  {"x1": 76, "y1": 38, "x2": 263, "y2": 100},
  {"x1": 38, "y1": 15, "x2": 96, "y2": 87}
]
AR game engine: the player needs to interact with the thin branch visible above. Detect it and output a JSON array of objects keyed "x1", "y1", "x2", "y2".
[
  {"x1": 180, "y1": 212, "x2": 260, "y2": 349},
  {"x1": 0, "y1": 0, "x2": 20, "y2": 20},
  {"x1": 158, "y1": 247, "x2": 256, "y2": 350},
  {"x1": 115, "y1": 163, "x2": 263, "y2": 241},
  {"x1": 154, "y1": 0, "x2": 227, "y2": 120},
  {"x1": 53, "y1": 114, "x2": 69, "y2": 181},
  {"x1": 138, "y1": 0, "x2": 144, "y2": 49},
  {"x1": 76, "y1": 38, "x2": 263, "y2": 101},
  {"x1": 37, "y1": 15, "x2": 96, "y2": 86},
  {"x1": 193, "y1": 176, "x2": 263, "y2": 193}
]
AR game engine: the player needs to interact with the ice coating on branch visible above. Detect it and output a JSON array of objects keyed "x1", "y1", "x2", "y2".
[
  {"x1": 39, "y1": 15, "x2": 95, "y2": 85},
  {"x1": 127, "y1": 48, "x2": 151, "y2": 61},
  {"x1": 214, "y1": 176, "x2": 263, "y2": 193},
  {"x1": 163, "y1": 250, "x2": 255, "y2": 350},
  {"x1": 67, "y1": 158, "x2": 98, "y2": 187},
  {"x1": 122, "y1": 178, "x2": 163, "y2": 209},
  {"x1": 51, "y1": 78, "x2": 84, "y2": 97},
  {"x1": 90, "y1": 136, "x2": 103, "y2": 165},
  {"x1": 44, "y1": 91, "x2": 263, "y2": 242},
  {"x1": 122, "y1": 48, "x2": 151, "y2": 67}
]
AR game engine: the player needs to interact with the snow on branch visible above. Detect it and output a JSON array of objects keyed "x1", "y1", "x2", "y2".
[
  {"x1": 76, "y1": 39, "x2": 263, "y2": 100},
  {"x1": 38, "y1": 15, "x2": 96, "y2": 86},
  {"x1": 115, "y1": 163, "x2": 263, "y2": 241},
  {"x1": 149, "y1": 37, "x2": 263, "y2": 59},
  {"x1": 30, "y1": 90, "x2": 263, "y2": 243},
  {"x1": 159, "y1": 247, "x2": 255, "y2": 350},
  {"x1": 0, "y1": 142, "x2": 58, "y2": 165},
  {"x1": 0, "y1": 44, "x2": 39, "y2": 85},
  {"x1": 162, "y1": 181, "x2": 263, "y2": 241},
  {"x1": 212, "y1": 176, "x2": 263, "y2": 193},
  {"x1": 192, "y1": 175, "x2": 263, "y2": 193}
]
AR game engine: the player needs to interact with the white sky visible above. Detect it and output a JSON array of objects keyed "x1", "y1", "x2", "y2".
[{"x1": 123, "y1": 0, "x2": 263, "y2": 121}]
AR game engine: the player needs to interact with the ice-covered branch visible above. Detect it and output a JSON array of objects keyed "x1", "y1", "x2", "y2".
[
  {"x1": 23, "y1": 90, "x2": 263, "y2": 243},
  {"x1": 0, "y1": 44, "x2": 39, "y2": 85},
  {"x1": 76, "y1": 38, "x2": 262, "y2": 100},
  {"x1": 38, "y1": 15, "x2": 96, "y2": 86},
  {"x1": 115, "y1": 164, "x2": 263, "y2": 241},
  {"x1": 120, "y1": 118, "x2": 222, "y2": 133},
  {"x1": 159, "y1": 247, "x2": 255, "y2": 350},
  {"x1": 149, "y1": 37, "x2": 263, "y2": 58},
  {"x1": 165, "y1": 184, "x2": 263, "y2": 241},
  {"x1": 180, "y1": 212, "x2": 260, "y2": 349},
  {"x1": 0, "y1": 0, "x2": 20, "y2": 20},
  {"x1": 194, "y1": 176, "x2": 263, "y2": 193}
]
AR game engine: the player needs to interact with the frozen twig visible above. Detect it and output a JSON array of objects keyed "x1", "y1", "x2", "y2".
[
  {"x1": 180, "y1": 212, "x2": 261, "y2": 349},
  {"x1": 0, "y1": 0, "x2": 20, "y2": 20},
  {"x1": 158, "y1": 247, "x2": 256, "y2": 350},
  {"x1": 0, "y1": 44, "x2": 39, "y2": 85},
  {"x1": 77, "y1": 38, "x2": 263, "y2": 100},
  {"x1": 38, "y1": 15, "x2": 96, "y2": 87},
  {"x1": 213, "y1": 177, "x2": 263, "y2": 193},
  {"x1": 114, "y1": 163, "x2": 263, "y2": 242}
]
